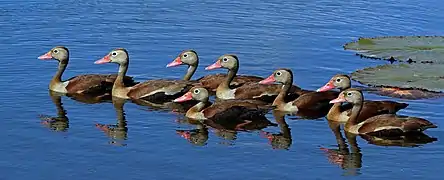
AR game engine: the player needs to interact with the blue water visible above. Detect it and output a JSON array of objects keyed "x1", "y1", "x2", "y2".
[{"x1": 1, "y1": 0, "x2": 444, "y2": 179}]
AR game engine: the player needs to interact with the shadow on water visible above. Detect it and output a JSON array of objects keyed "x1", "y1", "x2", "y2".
[
  {"x1": 95, "y1": 97, "x2": 128, "y2": 146},
  {"x1": 39, "y1": 90, "x2": 70, "y2": 132},
  {"x1": 260, "y1": 111, "x2": 293, "y2": 150},
  {"x1": 321, "y1": 121, "x2": 438, "y2": 176}
]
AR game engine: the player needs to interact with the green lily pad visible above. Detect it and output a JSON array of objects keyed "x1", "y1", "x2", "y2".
[
  {"x1": 351, "y1": 63, "x2": 444, "y2": 94},
  {"x1": 344, "y1": 36, "x2": 444, "y2": 63}
]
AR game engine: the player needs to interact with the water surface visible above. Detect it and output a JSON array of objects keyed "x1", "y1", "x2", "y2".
[{"x1": 1, "y1": 0, "x2": 444, "y2": 179}]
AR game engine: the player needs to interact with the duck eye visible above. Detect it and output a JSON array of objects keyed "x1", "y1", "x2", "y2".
[
  {"x1": 347, "y1": 92, "x2": 352, "y2": 96},
  {"x1": 336, "y1": 78, "x2": 341, "y2": 82},
  {"x1": 222, "y1": 58, "x2": 228, "y2": 62},
  {"x1": 183, "y1": 54, "x2": 188, "y2": 58},
  {"x1": 194, "y1": 89, "x2": 200, "y2": 94},
  {"x1": 276, "y1": 71, "x2": 282, "y2": 76},
  {"x1": 111, "y1": 52, "x2": 117, "y2": 56},
  {"x1": 53, "y1": 49, "x2": 59, "y2": 54}
]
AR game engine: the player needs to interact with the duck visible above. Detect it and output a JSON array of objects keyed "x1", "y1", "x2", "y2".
[
  {"x1": 38, "y1": 46, "x2": 137, "y2": 95},
  {"x1": 94, "y1": 48, "x2": 198, "y2": 102},
  {"x1": 173, "y1": 87, "x2": 277, "y2": 130},
  {"x1": 166, "y1": 50, "x2": 265, "y2": 92},
  {"x1": 329, "y1": 88, "x2": 437, "y2": 136},
  {"x1": 317, "y1": 74, "x2": 409, "y2": 123},
  {"x1": 259, "y1": 68, "x2": 339, "y2": 113},
  {"x1": 205, "y1": 54, "x2": 308, "y2": 102}
]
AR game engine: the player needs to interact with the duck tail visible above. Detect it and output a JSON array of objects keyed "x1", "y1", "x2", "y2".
[{"x1": 403, "y1": 118, "x2": 437, "y2": 132}]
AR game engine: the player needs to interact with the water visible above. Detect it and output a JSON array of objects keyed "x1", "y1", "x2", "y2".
[{"x1": 1, "y1": 0, "x2": 443, "y2": 179}]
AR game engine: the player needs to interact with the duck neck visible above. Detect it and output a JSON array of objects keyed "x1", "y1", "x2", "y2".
[
  {"x1": 329, "y1": 87, "x2": 348, "y2": 117},
  {"x1": 273, "y1": 77, "x2": 292, "y2": 106},
  {"x1": 347, "y1": 101, "x2": 363, "y2": 126},
  {"x1": 327, "y1": 103, "x2": 342, "y2": 120},
  {"x1": 114, "y1": 62, "x2": 128, "y2": 90},
  {"x1": 183, "y1": 65, "x2": 197, "y2": 81},
  {"x1": 221, "y1": 67, "x2": 238, "y2": 90},
  {"x1": 187, "y1": 99, "x2": 211, "y2": 117},
  {"x1": 51, "y1": 61, "x2": 67, "y2": 85}
]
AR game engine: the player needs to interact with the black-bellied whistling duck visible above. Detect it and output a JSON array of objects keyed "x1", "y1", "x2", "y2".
[
  {"x1": 166, "y1": 50, "x2": 265, "y2": 92},
  {"x1": 94, "y1": 48, "x2": 198, "y2": 102},
  {"x1": 329, "y1": 89, "x2": 437, "y2": 136},
  {"x1": 317, "y1": 74, "x2": 409, "y2": 123},
  {"x1": 38, "y1": 46, "x2": 137, "y2": 95},
  {"x1": 173, "y1": 87, "x2": 276, "y2": 130},
  {"x1": 259, "y1": 68, "x2": 339, "y2": 113},
  {"x1": 205, "y1": 54, "x2": 307, "y2": 102}
]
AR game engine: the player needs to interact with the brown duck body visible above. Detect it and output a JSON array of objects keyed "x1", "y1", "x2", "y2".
[
  {"x1": 58, "y1": 74, "x2": 136, "y2": 94},
  {"x1": 127, "y1": 79, "x2": 198, "y2": 102},
  {"x1": 199, "y1": 99, "x2": 271, "y2": 120},
  {"x1": 190, "y1": 99, "x2": 276, "y2": 130},
  {"x1": 330, "y1": 89, "x2": 437, "y2": 136},
  {"x1": 318, "y1": 74, "x2": 408, "y2": 123},
  {"x1": 354, "y1": 114, "x2": 436, "y2": 136},
  {"x1": 196, "y1": 73, "x2": 264, "y2": 92},
  {"x1": 174, "y1": 88, "x2": 276, "y2": 130}
]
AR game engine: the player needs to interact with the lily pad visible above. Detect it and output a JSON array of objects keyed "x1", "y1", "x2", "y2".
[
  {"x1": 344, "y1": 36, "x2": 444, "y2": 63},
  {"x1": 351, "y1": 63, "x2": 444, "y2": 94},
  {"x1": 363, "y1": 87, "x2": 443, "y2": 100}
]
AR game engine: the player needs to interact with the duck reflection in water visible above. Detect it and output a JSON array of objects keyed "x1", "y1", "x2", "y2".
[
  {"x1": 260, "y1": 111, "x2": 292, "y2": 150},
  {"x1": 320, "y1": 121, "x2": 362, "y2": 176},
  {"x1": 176, "y1": 118, "x2": 209, "y2": 146},
  {"x1": 175, "y1": 115, "x2": 272, "y2": 146},
  {"x1": 39, "y1": 89, "x2": 117, "y2": 132},
  {"x1": 39, "y1": 90, "x2": 70, "y2": 132},
  {"x1": 95, "y1": 97, "x2": 128, "y2": 146},
  {"x1": 321, "y1": 121, "x2": 438, "y2": 175}
]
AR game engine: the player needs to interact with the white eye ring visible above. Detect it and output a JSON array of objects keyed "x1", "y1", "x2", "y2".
[
  {"x1": 53, "y1": 49, "x2": 59, "y2": 54},
  {"x1": 347, "y1": 92, "x2": 352, "y2": 96},
  {"x1": 183, "y1": 53, "x2": 188, "y2": 58},
  {"x1": 336, "y1": 78, "x2": 341, "y2": 82},
  {"x1": 111, "y1": 52, "x2": 118, "y2": 56},
  {"x1": 222, "y1": 58, "x2": 228, "y2": 62},
  {"x1": 194, "y1": 89, "x2": 200, "y2": 94},
  {"x1": 276, "y1": 71, "x2": 282, "y2": 76}
]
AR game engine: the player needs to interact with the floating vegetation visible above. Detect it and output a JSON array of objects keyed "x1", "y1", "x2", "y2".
[
  {"x1": 343, "y1": 36, "x2": 444, "y2": 99},
  {"x1": 364, "y1": 87, "x2": 443, "y2": 100},
  {"x1": 351, "y1": 63, "x2": 444, "y2": 99},
  {"x1": 344, "y1": 36, "x2": 444, "y2": 63}
]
